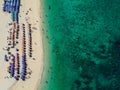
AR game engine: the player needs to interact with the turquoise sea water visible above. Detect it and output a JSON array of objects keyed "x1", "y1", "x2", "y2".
[{"x1": 39, "y1": 0, "x2": 120, "y2": 90}]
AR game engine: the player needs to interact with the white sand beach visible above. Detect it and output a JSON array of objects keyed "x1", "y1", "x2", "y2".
[{"x1": 0, "y1": 0, "x2": 44, "y2": 90}]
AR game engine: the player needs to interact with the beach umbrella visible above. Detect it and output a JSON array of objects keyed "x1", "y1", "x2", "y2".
[
  {"x1": 4, "y1": 55, "x2": 8, "y2": 61},
  {"x1": 14, "y1": 76, "x2": 19, "y2": 80},
  {"x1": 21, "y1": 76, "x2": 25, "y2": 80}
]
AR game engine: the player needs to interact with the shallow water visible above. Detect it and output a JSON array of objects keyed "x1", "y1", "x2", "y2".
[{"x1": 39, "y1": 0, "x2": 120, "y2": 90}]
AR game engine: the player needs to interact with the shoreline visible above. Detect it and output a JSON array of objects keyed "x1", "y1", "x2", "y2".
[{"x1": 38, "y1": 0, "x2": 54, "y2": 89}]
